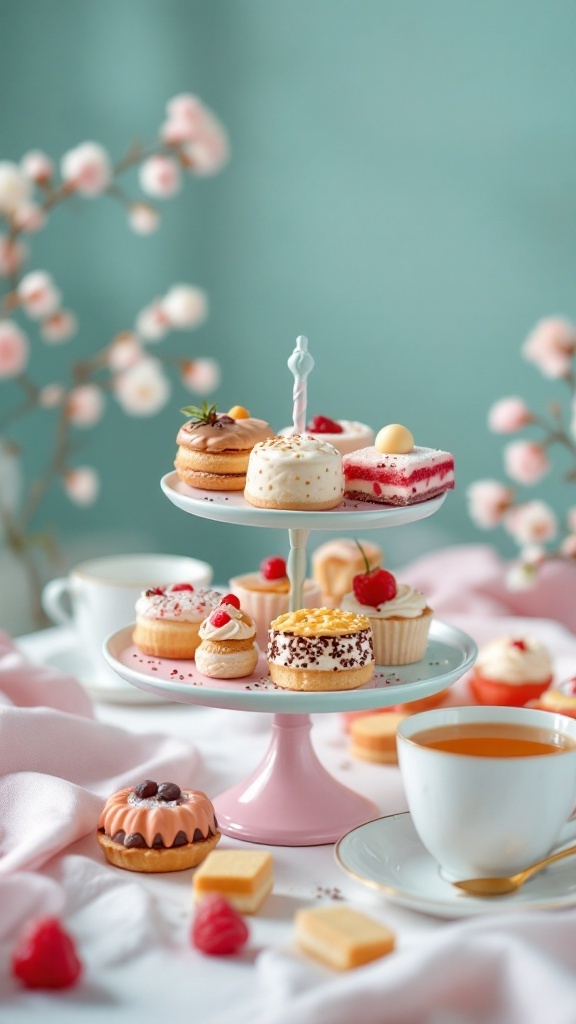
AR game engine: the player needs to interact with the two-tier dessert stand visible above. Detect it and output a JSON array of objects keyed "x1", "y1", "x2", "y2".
[{"x1": 104, "y1": 338, "x2": 476, "y2": 846}]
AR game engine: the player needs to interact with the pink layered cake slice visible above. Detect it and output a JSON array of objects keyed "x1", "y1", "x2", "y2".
[{"x1": 343, "y1": 445, "x2": 455, "y2": 506}]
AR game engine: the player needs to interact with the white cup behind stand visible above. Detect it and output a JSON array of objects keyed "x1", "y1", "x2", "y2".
[
  {"x1": 397, "y1": 705, "x2": 576, "y2": 881},
  {"x1": 42, "y1": 554, "x2": 213, "y2": 676}
]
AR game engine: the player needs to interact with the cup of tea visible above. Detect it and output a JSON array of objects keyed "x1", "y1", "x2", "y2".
[
  {"x1": 42, "y1": 553, "x2": 213, "y2": 673},
  {"x1": 397, "y1": 705, "x2": 576, "y2": 880}
]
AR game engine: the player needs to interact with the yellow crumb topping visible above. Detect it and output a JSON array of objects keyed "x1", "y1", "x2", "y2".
[{"x1": 270, "y1": 607, "x2": 371, "y2": 637}]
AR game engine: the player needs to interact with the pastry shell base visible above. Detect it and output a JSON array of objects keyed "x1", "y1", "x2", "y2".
[{"x1": 97, "y1": 829, "x2": 221, "y2": 873}]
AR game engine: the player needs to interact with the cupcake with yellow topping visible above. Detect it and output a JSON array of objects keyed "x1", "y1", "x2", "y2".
[{"x1": 267, "y1": 608, "x2": 374, "y2": 692}]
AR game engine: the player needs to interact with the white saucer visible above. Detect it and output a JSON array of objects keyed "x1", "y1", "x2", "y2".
[
  {"x1": 335, "y1": 812, "x2": 576, "y2": 918},
  {"x1": 45, "y1": 645, "x2": 167, "y2": 705}
]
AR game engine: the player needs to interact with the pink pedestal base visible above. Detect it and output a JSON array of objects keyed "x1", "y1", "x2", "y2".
[{"x1": 214, "y1": 713, "x2": 377, "y2": 846}]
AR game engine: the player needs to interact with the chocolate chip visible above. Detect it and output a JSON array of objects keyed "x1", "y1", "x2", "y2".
[
  {"x1": 193, "y1": 828, "x2": 206, "y2": 843},
  {"x1": 133, "y1": 780, "x2": 158, "y2": 799},
  {"x1": 125, "y1": 832, "x2": 147, "y2": 848},
  {"x1": 173, "y1": 830, "x2": 189, "y2": 847},
  {"x1": 157, "y1": 782, "x2": 181, "y2": 802},
  {"x1": 112, "y1": 830, "x2": 126, "y2": 845}
]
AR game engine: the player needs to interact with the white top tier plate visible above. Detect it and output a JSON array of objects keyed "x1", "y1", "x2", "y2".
[{"x1": 161, "y1": 471, "x2": 447, "y2": 530}]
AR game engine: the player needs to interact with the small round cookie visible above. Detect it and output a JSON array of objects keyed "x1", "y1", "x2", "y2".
[
  {"x1": 244, "y1": 435, "x2": 344, "y2": 511},
  {"x1": 175, "y1": 405, "x2": 273, "y2": 492},
  {"x1": 267, "y1": 608, "x2": 374, "y2": 691},
  {"x1": 133, "y1": 584, "x2": 222, "y2": 659},
  {"x1": 341, "y1": 688, "x2": 450, "y2": 732},
  {"x1": 97, "y1": 780, "x2": 221, "y2": 873},
  {"x1": 349, "y1": 713, "x2": 407, "y2": 764},
  {"x1": 195, "y1": 594, "x2": 259, "y2": 679}
]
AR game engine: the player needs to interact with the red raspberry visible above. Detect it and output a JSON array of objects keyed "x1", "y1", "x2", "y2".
[
  {"x1": 307, "y1": 414, "x2": 343, "y2": 434},
  {"x1": 171, "y1": 582, "x2": 194, "y2": 592},
  {"x1": 12, "y1": 917, "x2": 82, "y2": 990},
  {"x1": 353, "y1": 568, "x2": 397, "y2": 608},
  {"x1": 510, "y1": 639, "x2": 527, "y2": 651},
  {"x1": 210, "y1": 609, "x2": 231, "y2": 627},
  {"x1": 192, "y1": 896, "x2": 249, "y2": 956},
  {"x1": 260, "y1": 556, "x2": 287, "y2": 581},
  {"x1": 220, "y1": 593, "x2": 241, "y2": 609}
]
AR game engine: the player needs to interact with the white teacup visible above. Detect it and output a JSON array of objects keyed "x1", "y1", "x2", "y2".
[
  {"x1": 42, "y1": 554, "x2": 213, "y2": 672},
  {"x1": 397, "y1": 705, "x2": 576, "y2": 880}
]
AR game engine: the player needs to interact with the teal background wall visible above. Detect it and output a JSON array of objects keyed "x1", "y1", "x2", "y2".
[{"x1": 2, "y1": 0, "x2": 576, "y2": 624}]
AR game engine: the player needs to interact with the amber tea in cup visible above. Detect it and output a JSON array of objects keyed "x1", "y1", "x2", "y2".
[{"x1": 412, "y1": 721, "x2": 576, "y2": 758}]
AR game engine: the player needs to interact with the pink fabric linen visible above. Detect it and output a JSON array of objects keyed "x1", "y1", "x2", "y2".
[
  {"x1": 400, "y1": 543, "x2": 576, "y2": 634},
  {"x1": 0, "y1": 629, "x2": 197, "y2": 873}
]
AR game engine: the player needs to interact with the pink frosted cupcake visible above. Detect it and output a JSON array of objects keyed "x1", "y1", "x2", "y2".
[{"x1": 229, "y1": 556, "x2": 322, "y2": 649}]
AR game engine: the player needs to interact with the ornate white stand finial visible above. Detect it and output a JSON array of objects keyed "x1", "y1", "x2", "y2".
[{"x1": 288, "y1": 335, "x2": 315, "y2": 434}]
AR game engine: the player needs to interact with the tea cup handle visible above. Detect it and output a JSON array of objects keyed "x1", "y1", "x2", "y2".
[{"x1": 42, "y1": 577, "x2": 73, "y2": 628}]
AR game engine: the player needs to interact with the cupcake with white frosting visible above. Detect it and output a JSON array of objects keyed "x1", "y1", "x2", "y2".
[
  {"x1": 195, "y1": 594, "x2": 259, "y2": 679},
  {"x1": 341, "y1": 549, "x2": 431, "y2": 665},
  {"x1": 133, "y1": 584, "x2": 222, "y2": 659},
  {"x1": 469, "y1": 636, "x2": 553, "y2": 707}
]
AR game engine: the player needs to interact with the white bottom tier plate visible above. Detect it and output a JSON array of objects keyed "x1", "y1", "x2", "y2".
[{"x1": 104, "y1": 620, "x2": 476, "y2": 713}]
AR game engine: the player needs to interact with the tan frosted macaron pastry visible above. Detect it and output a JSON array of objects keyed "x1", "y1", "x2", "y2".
[
  {"x1": 133, "y1": 583, "x2": 222, "y2": 659},
  {"x1": 244, "y1": 434, "x2": 344, "y2": 510},
  {"x1": 175, "y1": 402, "x2": 273, "y2": 491},
  {"x1": 230, "y1": 554, "x2": 322, "y2": 648},
  {"x1": 97, "y1": 779, "x2": 221, "y2": 873},
  {"x1": 195, "y1": 594, "x2": 259, "y2": 679},
  {"x1": 341, "y1": 544, "x2": 432, "y2": 665},
  {"x1": 469, "y1": 636, "x2": 553, "y2": 707},
  {"x1": 267, "y1": 607, "x2": 374, "y2": 691},
  {"x1": 312, "y1": 538, "x2": 382, "y2": 608}
]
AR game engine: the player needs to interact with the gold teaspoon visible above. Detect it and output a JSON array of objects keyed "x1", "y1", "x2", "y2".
[{"x1": 453, "y1": 841, "x2": 576, "y2": 896}]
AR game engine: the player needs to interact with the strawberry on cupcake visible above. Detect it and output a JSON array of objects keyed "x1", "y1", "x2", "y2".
[
  {"x1": 341, "y1": 543, "x2": 432, "y2": 665},
  {"x1": 229, "y1": 555, "x2": 322, "y2": 648}
]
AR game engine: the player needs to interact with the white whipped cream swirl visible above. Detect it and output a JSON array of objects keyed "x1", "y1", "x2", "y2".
[
  {"x1": 475, "y1": 636, "x2": 552, "y2": 684},
  {"x1": 341, "y1": 583, "x2": 427, "y2": 619},
  {"x1": 199, "y1": 603, "x2": 256, "y2": 641}
]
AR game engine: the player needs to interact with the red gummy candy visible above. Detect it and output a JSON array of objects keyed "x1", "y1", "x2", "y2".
[
  {"x1": 353, "y1": 568, "x2": 397, "y2": 608},
  {"x1": 12, "y1": 916, "x2": 82, "y2": 990},
  {"x1": 307, "y1": 414, "x2": 343, "y2": 434},
  {"x1": 211, "y1": 609, "x2": 231, "y2": 627},
  {"x1": 220, "y1": 593, "x2": 241, "y2": 609},
  {"x1": 171, "y1": 582, "x2": 194, "y2": 592},
  {"x1": 192, "y1": 896, "x2": 249, "y2": 956},
  {"x1": 260, "y1": 556, "x2": 287, "y2": 581}
]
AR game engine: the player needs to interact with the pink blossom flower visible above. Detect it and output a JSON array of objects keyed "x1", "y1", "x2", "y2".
[
  {"x1": 114, "y1": 357, "x2": 171, "y2": 416},
  {"x1": 0, "y1": 320, "x2": 29, "y2": 378},
  {"x1": 561, "y1": 535, "x2": 576, "y2": 558},
  {"x1": 128, "y1": 203, "x2": 159, "y2": 235},
  {"x1": 0, "y1": 162, "x2": 30, "y2": 215},
  {"x1": 139, "y1": 156, "x2": 181, "y2": 199},
  {"x1": 108, "y1": 332, "x2": 143, "y2": 371},
  {"x1": 162, "y1": 94, "x2": 209, "y2": 145},
  {"x1": 522, "y1": 317, "x2": 576, "y2": 379},
  {"x1": 487, "y1": 397, "x2": 532, "y2": 434},
  {"x1": 66, "y1": 384, "x2": 105, "y2": 427},
  {"x1": 61, "y1": 142, "x2": 111, "y2": 197},
  {"x1": 466, "y1": 480, "x2": 514, "y2": 528},
  {"x1": 504, "y1": 500, "x2": 558, "y2": 545},
  {"x1": 161, "y1": 284, "x2": 207, "y2": 329},
  {"x1": 503, "y1": 440, "x2": 550, "y2": 485},
  {"x1": 12, "y1": 202, "x2": 46, "y2": 234},
  {"x1": 0, "y1": 235, "x2": 27, "y2": 277},
  {"x1": 20, "y1": 150, "x2": 54, "y2": 185},
  {"x1": 181, "y1": 357, "x2": 221, "y2": 394},
  {"x1": 39, "y1": 383, "x2": 65, "y2": 409},
  {"x1": 519, "y1": 543, "x2": 546, "y2": 565},
  {"x1": 135, "y1": 301, "x2": 170, "y2": 342},
  {"x1": 18, "y1": 271, "x2": 61, "y2": 319},
  {"x1": 63, "y1": 466, "x2": 100, "y2": 506},
  {"x1": 41, "y1": 310, "x2": 77, "y2": 343},
  {"x1": 182, "y1": 129, "x2": 229, "y2": 177}
]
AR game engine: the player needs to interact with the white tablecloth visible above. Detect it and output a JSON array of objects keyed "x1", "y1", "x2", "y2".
[{"x1": 8, "y1": 620, "x2": 576, "y2": 1024}]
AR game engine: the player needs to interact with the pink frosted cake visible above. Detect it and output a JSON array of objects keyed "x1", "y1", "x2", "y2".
[{"x1": 343, "y1": 428, "x2": 455, "y2": 506}]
